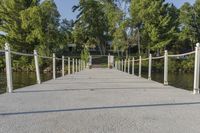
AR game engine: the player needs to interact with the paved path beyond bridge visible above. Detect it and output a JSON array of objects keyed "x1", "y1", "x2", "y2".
[{"x1": 0, "y1": 68, "x2": 200, "y2": 133}]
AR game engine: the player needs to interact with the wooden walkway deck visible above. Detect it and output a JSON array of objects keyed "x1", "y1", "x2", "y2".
[{"x1": 0, "y1": 68, "x2": 200, "y2": 133}]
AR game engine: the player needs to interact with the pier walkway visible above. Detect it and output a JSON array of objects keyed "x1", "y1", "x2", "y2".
[{"x1": 0, "y1": 68, "x2": 200, "y2": 133}]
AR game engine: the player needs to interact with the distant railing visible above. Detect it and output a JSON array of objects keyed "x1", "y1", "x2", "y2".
[
  {"x1": 114, "y1": 43, "x2": 200, "y2": 95},
  {"x1": 1, "y1": 43, "x2": 87, "y2": 93}
]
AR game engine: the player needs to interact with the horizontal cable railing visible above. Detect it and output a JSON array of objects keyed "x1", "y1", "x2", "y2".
[
  {"x1": 114, "y1": 43, "x2": 200, "y2": 95},
  {"x1": 11, "y1": 51, "x2": 35, "y2": 57},
  {"x1": 152, "y1": 56, "x2": 164, "y2": 60},
  {"x1": 168, "y1": 51, "x2": 195, "y2": 57},
  {"x1": 2, "y1": 42, "x2": 200, "y2": 95},
  {"x1": 38, "y1": 55, "x2": 53, "y2": 59},
  {"x1": 2, "y1": 43, "x2": 87, "y2": 93},
  {"x1": 141, "y1": 58, "x2": 149, "y2": 61}
]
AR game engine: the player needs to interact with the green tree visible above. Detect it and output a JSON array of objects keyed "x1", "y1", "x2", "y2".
[
  {"x1": 0, "y1": 0, "x2": 39, "y2": 51},
  {"x1": 179, "y1": 1, "x2": 200, "y2": 51},
  {"x1": 73, "y1": 0, "x2": 109, "y2": 55},
  {"x1": 130, "y1": 0, "x2": 179, "y2": 55}
]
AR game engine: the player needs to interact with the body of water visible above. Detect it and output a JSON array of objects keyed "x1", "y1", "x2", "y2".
[
  {"x1": 0, "y1": 72, "x2": 59, "y2": 94},
  {"x1": 0, "y1": 69, "x2": 195, "y2": 94}
]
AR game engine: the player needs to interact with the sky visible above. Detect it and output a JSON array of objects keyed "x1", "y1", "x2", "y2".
[{"x1": 54, "y1": 0, "x2": 196, "y2": 20}]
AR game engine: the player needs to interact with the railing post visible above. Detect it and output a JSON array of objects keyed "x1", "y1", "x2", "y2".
[
  {"x1": 122, "y1": 59, "x2": 124, "y2": 71},
  {"x1": 128, "y1": 58, "x2": 130, "y2": 74},
  {"x1": 132, "y1": 57, "x2": 135, "y2": 75},
  {"x1": 117, "y1": 60, "x2": 120, "y2": 70},
  {"x1": 68, "y1": 57, "x2": 70, "y2": 75},
  {"x1": 83, "y1": 60, "x2": 85, "y2": 70},
  {"x1": 62, "y1": 56, "x2": 65, "y2": 77},
  {"x1": 78, "y1": 59, "x2": 81, "y2": 72},
  {"x1": 124, "y1": 59, "x2": 127, "y2": 72},
  {"x1": 75, "y1": 59, "x2": 78, "y2": 72},
  {"x1": 119, "y1": 60, "x2": 121, "y2": 70},
  {"x1": 193, "y1": 43, "x2": 200, "y2": 94},
  {"x1": 148, "y1": 54, "x2": 152, "y2": 80},
  {"x1": 34, "y1": 50, "x2": 41, "y2": 84},
  {"x1": 82, "y1": 61, "x2": 85, "y2": 70},
  {"x1": 108, "y1": 53, "x2": 110, "y2": 68},
  {"x1": 88, "y1": 56, "x2": 92, "y2": 69},
  {"x1": 53, "y1": 53, "x2": 56, "y2": 80},
  {"x1": 81, "y1": 60, "x2": 83, "y2": 70},
  {"x1": 72, "y1": 58, "x2": 75, "y2": 74},
  {"x1": 82, "y1": 60, "x2": 83, "y2": 70},
  {"x1": 164, "y1": 50, "x2": 168, "y2": 85},
  {"x1": 5, "y1": 43, "x2": 13, "y2": 93},
  {"x1": 139, "y1": 56, "x2": 142, "y2": 77}
]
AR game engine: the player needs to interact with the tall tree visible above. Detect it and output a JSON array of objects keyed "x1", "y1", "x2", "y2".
[
  {"x1": 73, "y1": 0, "x2": 109, "y2": 55},
  {"x1": 130, "y1": 0, "x2": 179, "y2": 55},
  {"x1": 179, "y1": 1, "x2": 200, "y2": 51},
  {"x1": 0, "y1": 0, "x2": 39, "y2": 50}
]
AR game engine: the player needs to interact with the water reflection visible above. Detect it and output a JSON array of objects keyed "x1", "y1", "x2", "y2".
[
  {"x1": 0, "y1": 69, "x2": 196, "y2": 94},
  {"x1": 0, "y1": 72, "x2": 59, "y2": 94}
]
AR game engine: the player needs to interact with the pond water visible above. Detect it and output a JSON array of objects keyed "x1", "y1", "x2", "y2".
[
  {"x1": 141, "y1": 71, "x2": 194, "y2": 91},
  {"x1": 0, "y1": 69, "x2": 195, "y2": 94},
  {"x1": 0, "y1": 72, "x2": 61, "y2": 94}
]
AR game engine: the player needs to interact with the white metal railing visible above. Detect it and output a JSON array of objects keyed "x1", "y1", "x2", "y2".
[
  {"x1": 1, "y1": 43, "x2": 87, "y2": 93},
  {"x1": 114, "y1": 43, "x2": 200, "y2": 94}
]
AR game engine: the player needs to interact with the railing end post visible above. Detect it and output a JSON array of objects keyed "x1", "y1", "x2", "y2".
[
  {"x1": 193, "y1": 43, "x2": 200, "y2": 94},
  {"x1": 34, "y1": 49, "x2": 41, "y2": 84},
  {"x1": 148, "y1": 54, "x2": 152, "y2": 80},
  {"x1": 53, "y1": 53, "x2": 56, "y2": 80},
  {"x1": 5, "y1": 42, "x2": 13, "y2": 93},
  {"x1": 164, "y1": 50, "x2": 168, "y2": 85}
]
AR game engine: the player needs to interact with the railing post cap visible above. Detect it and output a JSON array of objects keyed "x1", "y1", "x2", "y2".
[
  {"x1": 53, "y1": 53, "x2": 55, "y2": 57},
  {"x1": 33, "y1": 50, "x2": 38, "y2": 55},
  {"x1": 196, "y1": 43, "x2": 200, "y2": 47},
  {"x1": 5, "y1": 42, "x2": 10, "y2": 48}
]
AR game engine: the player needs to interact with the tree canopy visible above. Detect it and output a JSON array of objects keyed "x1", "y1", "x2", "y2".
[{"x1": 1, "y1": 0, "x2": 200, "y2": 58}]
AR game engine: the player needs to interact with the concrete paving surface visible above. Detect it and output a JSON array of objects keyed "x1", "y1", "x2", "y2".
[{"x1": 0, "y1": 68, "x2": 200, "y2": 133}]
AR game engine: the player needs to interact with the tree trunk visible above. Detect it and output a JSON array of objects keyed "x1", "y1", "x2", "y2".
[
  {"x1": 98, "y1": 44, "x2": 103, "y2": 55},
  {"x1": 126, "y1": 50, "x2": 128, "y2": 59}
]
